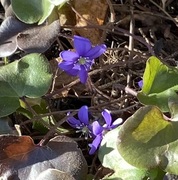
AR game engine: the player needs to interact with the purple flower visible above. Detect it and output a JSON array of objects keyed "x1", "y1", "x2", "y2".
[
  {"x1": 58, "y1": 35, "x2": 107, "y2": 84},
  {"x1": 138, "y1": 80, "x2": 143, "y2": 88},
  {"x1": 89, "y1": 109, "x2": 123, "y2": 155},
  {"x1": 67, "y1": 105, "x2": 91, "y2": 138},
  {"x1": 89, "y1": 121, "x2": 103, "y2": 155},
  {"x1": 67, "y1": 105, "x2": 122, "y2": 155},
  {"x1": 102, "y1": 109, "x2": 123, "y2": 130}
]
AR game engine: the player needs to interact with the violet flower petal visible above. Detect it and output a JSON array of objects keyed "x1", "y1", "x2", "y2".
[
  {"x1": 78, "y1": 105, "x2": 89, "y2": 125},
  {"x1": 67, "y1": 117, "x2": 81, "y2": 129},
  {"x1": 58, "y1": 62, "x2": 74, "y2": 71},
  {"x1": 67, "y1": 64, "x2": 81, "y2": 76},
  {"x1": 110, "y1": 118, "x2": 123, "y2": 129},
  {"x1": 138, "y1": 80, "x2": 143, "y2": 88},
  {"x1": 78, "y1": 66, "x2": 88, "y2": 84},
  {"x1": 85, "y1": 44, "x2": 107, "y2": 60},
  {"x1": 89, "y1": 134, "x2": 102, "y2": 155},
  {"x1": 92, "y1": 121, "x2": 103, "y2": 136},
  {"x1": 67, "y1": 68, "x2": 79, "y2": 76},
  {"x1": 102, "y1": 109, "x2": 112, "y2": 127},
  {"x1": 73, "y1": 63, "x2": 81, "y2": 70},
  {"x1": 74, "y1": 35, "x2": 92, "y2": 56},
  {"x1": 60, "y1": 51, "x2": 79, "y2": 62}
]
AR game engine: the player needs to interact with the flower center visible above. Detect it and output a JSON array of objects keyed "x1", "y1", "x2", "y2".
[
  {"x1": 76, "y1": 125, "x2": 90, "y2": 139},
  {"x1": 78, "y1": 57, "x2": 87, "y2": 65}
]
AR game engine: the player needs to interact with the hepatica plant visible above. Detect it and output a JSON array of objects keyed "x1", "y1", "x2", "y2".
[
  {"x1": 67, "y1": 105, "x2": 91, "y2": 138},
  {"x1": 67, "y1": 106, "x2": 123, "y2": 154},
  {"x1": 58, "y1": 35, "x2": 107, "y2": 84}
]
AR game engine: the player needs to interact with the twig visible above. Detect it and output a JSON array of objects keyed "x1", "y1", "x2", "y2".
[
  {"x1": 114, "y1": 84, "x2": 137, "y2": 97},
  {"x1": 113, "y1": 26, "x2": 155, "y2": 55},
  {"x1": 89, "y1": 151, "x2": 99, "y2": 175},
  {"x1": 149, "y1": 0, "x2": 178, "y2": 27},
  {"x1": 92, "y1": 85, "x2": 111, "y2": 100},
  {"x1": 47, "y1": 77, "x2": 80, "y2": 98},
  {"x1": 111, "y1": 102, "x2": 140, "y2": 114},
  {"x1": 39, "y1": 111, "x2": 77, "y2": 146},
  {"x1": 56, "y1": 37, "x2": 65, "y2": 51},
  {"x1": 87, "y1": 76, "x2": 111, "y2": 100},
  {"x1": 67, "y1": 2, "x2": 94, "y2": 26},
  {"x1": 89, "y1": 96, "x2": 132, "y2": 110},
  {"x1": 106, "y1": 0, "x2": 115, "y2": 23},
  {"x1": 138, "y1": 28, "x2": 153, "y2": 45},
  {"x1": 20, "y1": 97, "x2": 38, "y2": 116},
  {"x1": 46, "y1": 65, "x2": 123, "y2": 98},
  {"x1": 20, "y1": 109, "x2": 79, "y2": 125},
  {"x1": 62, "y1": 24, "x2": 155, "y2": 55},
  {"x1": 128, "y1": 0, "x2": 135, "y2": 61},
  {"x1": 50, "y1": 68, "x2": 59, "y2": 93}
]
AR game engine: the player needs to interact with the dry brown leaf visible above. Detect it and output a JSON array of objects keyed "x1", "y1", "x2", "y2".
[
  {"x1": 1, "y1": 135, "x2": 34, "y2": 160},
  {"x1": 0, "y1": 135, "x2": 88, "y2": 179},
  {"x1": 58, "y1": 3, "x2": 76, "y2": 26},
  {"x1": 58, "y1": 0, "x2": 108, "y2": 44},
  {"x1": 73, "y1": 0, "x2": 108, "y2": 44}
]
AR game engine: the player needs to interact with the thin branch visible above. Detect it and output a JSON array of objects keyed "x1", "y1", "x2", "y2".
[
  {"x1": 39, "y1": 111, "x2": 77, "y2": 146},
  {"x1": 128, "y1": 0, "x2": 135, "y2": 61},
  {"x1": 106, "y1": 0, "x2": 115, "y2": 23},
  {"x1": 62, "y1": 24, "x2": 155, "y2": 55},
  {"x1": 149, "y1": 0, "x2": 178, "y2": 27}
]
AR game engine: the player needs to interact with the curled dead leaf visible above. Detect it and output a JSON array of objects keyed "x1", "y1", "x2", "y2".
[{"x1": 0, "y1": 135, "x2": 87, "y2": 180}]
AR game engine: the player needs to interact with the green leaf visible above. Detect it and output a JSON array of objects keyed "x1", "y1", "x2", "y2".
[
  {"x1": 18, "y1": 98, "x2": 50, "y2": 134},
  {"x1": 32, "y1": 100, "x2": 53, "y2": 134},
  {"x1": 168, "y1": 94, "x2": 178, "y2": 121},
  {"x1": 0, "y1": 53, "x2": 52, "y2": 117},
  {"x1": 99, "y1": 128, "x2": 148, "y2": 180},
  {"x1": 0, "y1": 117, "x2": 14, "y2": 135},
  {"x1": 0, "y1": 97, "x2": 20, "y2": 117},
  {"x1": 117, "y1": 106, "x2": 178, "y2": 175},
  {"x1": 38, "y1": 0, "x2": 55, "y2": 24},
  {"x1": 11, "y1": 0, "x2": 54, "y2": 24},
  {"x1": 137, "y1": 56, "x2": 178, "y2": 112}
]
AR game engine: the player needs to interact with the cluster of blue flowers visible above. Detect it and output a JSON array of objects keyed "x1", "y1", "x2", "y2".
[
  {"x1": 67, "y1": 106, "x2": 123, "y2": 154},
  {"x1": 58, "y1": 35, "x2": 122, "y2": 154}
]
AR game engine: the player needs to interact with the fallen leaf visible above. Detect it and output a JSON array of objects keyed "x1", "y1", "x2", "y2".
[
  {"x1": 2, "y1": 136, "x2": 35, "y2": 159},
  {"x1": 58, "y1": 0, "x2": 108, "y2": 44},
  {"x1": 17, "y1": 20, "x2": 60, "y2": 53},
  {"x1": 0, "y1": 16, "x2": 60, "y2": 57},
  {"x1": 73, "y1": 0, "x2": 108, "y2": 44},
  {"x1": 0, "y1": 16, "x2": 31, "y2": 57},
  {"x1": 0, "y1": 135, "x2": 87, "y2": 180},
  {"x1": 36, "y1": 169, "x2": 75, "y2": 180}
]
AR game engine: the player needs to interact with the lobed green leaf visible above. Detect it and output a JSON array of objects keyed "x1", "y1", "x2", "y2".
[
  {"x1": 137, "y1": 56, "x2": 178, "y2": 112},
  {"x1": 117, "y1": 106, "x2": 178, "y2": 175},
  {"x1": 99, "y1": 128, "x2": 148, "y2": 179},
  {"x1": 0, "y1": 53, "x2": 52, "y2": 117},
  {"x1": 11, "y1": 0, "x2": 54, "y2": 24}
]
